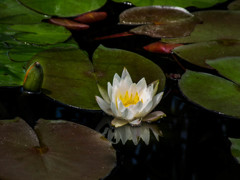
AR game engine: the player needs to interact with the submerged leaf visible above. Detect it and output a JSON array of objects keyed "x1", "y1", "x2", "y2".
[{"x1": 0, "y1": 118, "x2": 116, "y2": 180}]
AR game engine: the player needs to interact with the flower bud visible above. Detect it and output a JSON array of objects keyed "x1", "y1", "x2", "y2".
[{"x1": 23, "y1": 62, "x2": 43, "y2": 93}]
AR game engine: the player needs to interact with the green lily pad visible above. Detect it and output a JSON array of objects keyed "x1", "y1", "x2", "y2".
[
  {"x1": 18, "y1": 0, "x2": 106, "y2": 17},
  {"x1": 10, "y1": 23, "x2": 71, "y2": 45},
  {"x1": 28, "y1": 45, "x2": 165, "y2": 110},
  {"x1": 206, "y1": 57, "x2": 240, "y2": 85},
  {"x1": 162, "y1": 11, "x2": 240, "y2": 43},
  {"x1": 229, "y1": 138, "x2": 240, "y2": 162},
  {"x1": 0, "y1": 117, "x2": 116, "y2": 180},
  {"x1": 0, "y1": 0, "x2": 47, "y2": 24},
  {"x1": 0, "y1": 39, "x2": 78, "y2": 87},
  {"x1": 173, "y1": 40, "x2": 240, "y2": 69},
  {"x1": 228, "y1": 0, "x2": 240, "y2": 10},
  {"x1": 113, "y1": 0, "x2": 227, "y2": 8},
  {"x1": 0, "y1": 47, "x2": 26, "y2": 86},
  {"x1": 93, "y1": 45, "x2": 166, "y2": 91},
  {"x1": 179, "y1": 70, "x2": 240, "y2": 118}
]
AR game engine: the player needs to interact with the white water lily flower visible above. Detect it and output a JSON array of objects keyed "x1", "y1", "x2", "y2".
[{"x1": 96, "y1": 68, "x2": 166, "y2": 127}]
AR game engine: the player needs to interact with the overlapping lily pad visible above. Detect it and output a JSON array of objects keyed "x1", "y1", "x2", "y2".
[
  {"x1": 173, "y1": 40, "x2": 240, "y2": 69},
  {"x1": 18, "y1": 0, "x2": 106, "y2": 17},
  {"x1": 162, "y1": 10, "x2": 240, "y2": 43},
  {"x1": 119, "y1": 6, "x2": 199, "y2": 38},
  {"x1": 0, "y1": 0, "x2": 47, "y2": 24},
  {"x1": 28, "y1": 45, "x2": 165, "y2": 110},
  {"x1": 0, "y1": 40, "x2": 78, "y2": 87},
  {"x1": 179, "y1": 57, "x2": 240, "y2": 118},
  {"x1": 0, "y1": 117, "x2": 116, "y2": 180},
  {"x1": 10, "y1": 23, "x2": 71, "y2": 45},
  {"x1": 114, "y1": 0, "x2": 227, "y2": 8}
]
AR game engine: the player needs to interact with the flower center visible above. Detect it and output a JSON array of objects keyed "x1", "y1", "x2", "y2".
[{"x1": 119, "y1": 91, "x2": 142, "y2": 107}]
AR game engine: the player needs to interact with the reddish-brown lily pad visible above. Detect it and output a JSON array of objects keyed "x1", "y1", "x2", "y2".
[
  {"x1": 0, "y1": 117, "x2": 116, "y2": 180},
  {"x1": 49, "y1": 18, "x2": 89, "y2": 30},
  {"x1": 119, "y1": 6, "x2": 199, "y2": 38},
  {"x1": 144, "y1": 41, "x2": 183, "y2": 53}
]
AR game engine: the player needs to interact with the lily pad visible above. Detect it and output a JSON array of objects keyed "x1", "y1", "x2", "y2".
[
  {"x1": 0, "y1": 117, "x2": 116, "y2": 180},
  {"x1": 0, "y1": 0, "x2": 47, "y2": 24},
  {"x1": 228, "y1": 0, "x2": 240, "y2": 10},
  {"x1": 119, "y1": 6, "x2": 199, "y2": 38},
  {"x1": 18, "y1": 0, "x2": 106, "y2": 17},
  {"x1": 113, "y1": 0, "x2": 227, "y2": 8},
  {"x1": 162, "y1": 11, "x2": 240, "y2": 43},
  {"x1": 206, "y1": 57, "x2": 240, "y2": 85},
  {"x1": 119, "y1": 6, "x2": 194, "y2": 25},
  {"x1": 28, "y1": 45, "x2": 165, "y2": 110},
  {"x1": 179, "y1": 69, "x2": 240, "y2": 118},
  {"x1": 229, "y1": 138, "x2": 240, "y2": 162},
  {"x1": 10, "y1": 23, "x2": 71, "y2": 45},
  {"x1": 173, "y1": 40, "x2": 240, "y2": 69}
]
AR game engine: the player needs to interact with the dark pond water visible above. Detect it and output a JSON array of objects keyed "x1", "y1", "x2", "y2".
[{"x1": 1, "y1": 0, "x2": 240, "y2": 180}]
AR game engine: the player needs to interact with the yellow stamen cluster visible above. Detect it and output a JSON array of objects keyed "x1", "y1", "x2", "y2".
[{"x1": 119, "y1": 91, "x2": 142, "y2": 107}]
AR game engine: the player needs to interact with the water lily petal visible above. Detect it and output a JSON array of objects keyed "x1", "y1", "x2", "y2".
[
  {"x1": 149, "y1": 92, "x2": 164, "y2": 112},
  {"x1": 128, "y1": 83, "x2": 137, "y2": 95},
  {"x1": 113, "y1": 73, "x2": 120, "y2": 87},
  {"x1": 137, "y1": 100, "x2": 153, "y2": 117},
  {"x1": 111, "y1": 101, "x2": 120, "y2": 117},
  {"x1": 136, "y1": 78, "x2": 147, "y2": 92},
  {"x1": 148, "y1": 80, "x2": 159, "y2": 96},
  {"x1": 111, "y1": 118, "x2": 129, "y2": 128},
  {"x1": 128, "y1": 101, "x2": 143, "y2": 116},
  {"x1": 107, "y1": 82, "x2": 113, "y2": 100},
  {"x1": 97, "y1": 84, "x2": 110, "y2": 103},
  {"x1": 125, "y1": 109, "x2": 135, "y2": 121},
  {"x1": 142, "y1": 111, "x2": 166, "y2": 123},
  {"x1": 95, "y1": 96, "x2": 112, "y2": 116},
  {"x1": 129, "y1": 119, "x2": 141, "y2": 126}
]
